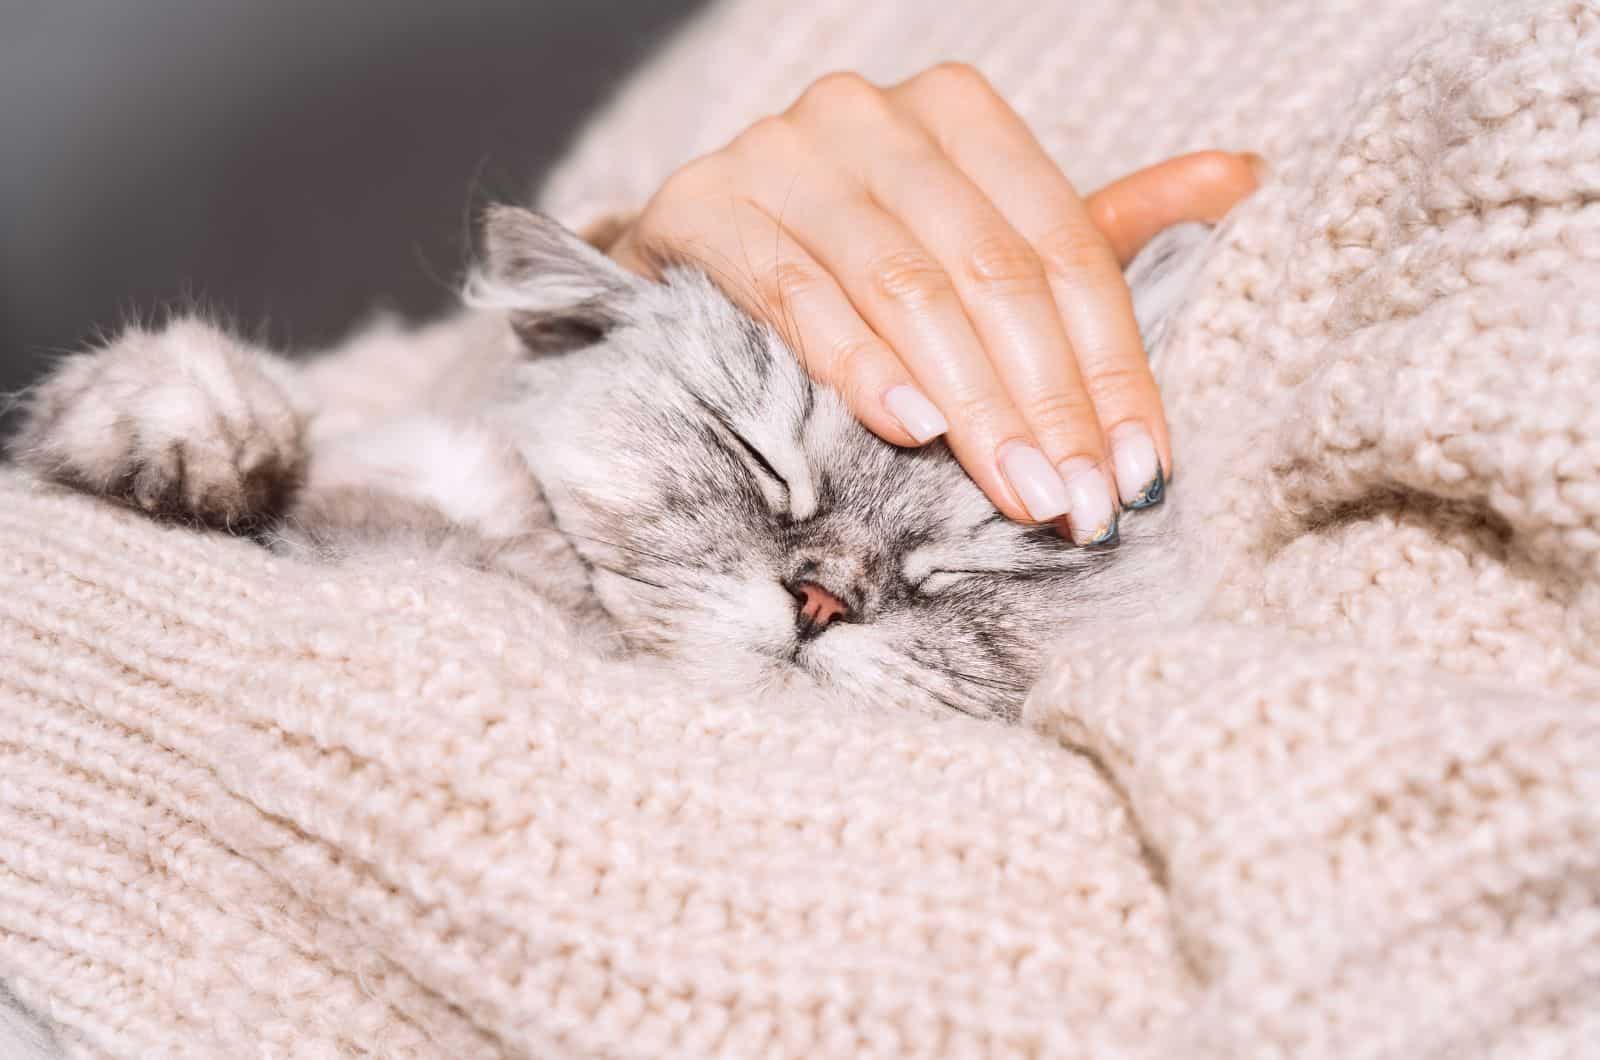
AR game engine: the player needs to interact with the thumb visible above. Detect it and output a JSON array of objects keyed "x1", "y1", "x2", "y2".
[{"x1": 1084, "y1": 150, "x2": 1264, "y2": 265}]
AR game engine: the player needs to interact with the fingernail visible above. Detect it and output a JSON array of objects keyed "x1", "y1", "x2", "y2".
[
  {"x1": 1110, "y1": 422, "x2": 1165, "y2": 509},
  {"x1": 1057, "y1": 457, "x2": 1119, "y2": 546},
  {"x1": 884, "y1": 385, "x2": 948, "y2": 443},
  {"x1": 1000, "y1": 443, "x2": 1071, "y2": 521},
  {"x1": 1241, "y1": 151, "x2": 1270, "y2": 183}
]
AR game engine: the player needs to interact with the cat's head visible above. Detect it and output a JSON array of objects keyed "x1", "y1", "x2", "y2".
[{"x1": 468, "y1": 207, "x2": 1168, "y2": 720}]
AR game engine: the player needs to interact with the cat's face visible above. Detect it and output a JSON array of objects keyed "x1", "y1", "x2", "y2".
[{"x1": 473, "y1": 208, "x2": 1153, "y2": 720}]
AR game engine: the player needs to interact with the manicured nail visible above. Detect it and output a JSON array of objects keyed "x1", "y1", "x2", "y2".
[
  {"x1": 1057, "y1": 457, "x2": 1119, "y2": 546},
  {"x1": 884, "y1": 385, "x2": 948, "y2": 444},
  {"x1": 1000, "y1": 443, "x2": 1071, "y2": 521},
  {"x1": 1110, "y1": 422, "x2": 1165, "y2": 509}
]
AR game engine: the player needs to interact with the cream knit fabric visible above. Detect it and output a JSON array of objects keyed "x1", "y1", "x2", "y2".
[{"x1": 4, "y1": 0, "x2": 1600, "y2": 1056}]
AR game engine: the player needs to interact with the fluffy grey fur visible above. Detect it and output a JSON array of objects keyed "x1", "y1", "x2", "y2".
[{"x1": 11, "y1": 210, "x2": 1211, "y2": 723}]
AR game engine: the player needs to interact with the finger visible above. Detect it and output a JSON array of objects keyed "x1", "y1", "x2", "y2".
[
  {"x1": 766, "y1": 189, "x2": 1072, "y2": 524},
  {"x1": 851, "y1": 70, "x2": 1113, "y2": 544},
  {"x1": 1084, "y1": 150, "x2": 1262, "y2": 264},
  {"x1": 892, "y1": 65, "x2": 1168, "y2": 528},
  {"x1": 617, "y1": 179, "x2": 949, "y2": 451},
  {"x1": 695, "y1": 93, "x2": 1078, "y2": 524}
]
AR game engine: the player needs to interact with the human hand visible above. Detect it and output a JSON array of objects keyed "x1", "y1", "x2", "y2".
[{"x1": 608, "y1": 64, "x2": 1260, "y2": 543}]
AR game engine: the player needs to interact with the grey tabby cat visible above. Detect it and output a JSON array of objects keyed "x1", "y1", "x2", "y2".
[
  {"x1": 3, "y1": 215, "x2": 1208, "y2": 1055},
  {"x1": 11, "y1": 210, "x2": 1210, "y2": 723}
]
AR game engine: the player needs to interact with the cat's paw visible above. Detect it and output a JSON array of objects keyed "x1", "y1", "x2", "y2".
[{"x1": 11, "y1": 317, "x2": 306, "y2": 527}]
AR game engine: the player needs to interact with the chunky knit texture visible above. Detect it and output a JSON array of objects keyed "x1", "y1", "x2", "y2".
[{"x1": 4, "y1": 0, "x2": 1600, "y2": 1055}]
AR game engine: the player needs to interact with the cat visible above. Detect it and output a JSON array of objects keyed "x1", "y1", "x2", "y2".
[
  {"x1": 1, "y1": 211, "x2": 1210, "y2": 1057},
  {"x1": 10, "y1": 209, "x2": 1210, "y2": 723}
]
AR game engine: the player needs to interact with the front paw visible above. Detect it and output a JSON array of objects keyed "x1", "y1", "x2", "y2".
[{"x1": 10, "y1": 317, "x2": 306, "y2": 527}]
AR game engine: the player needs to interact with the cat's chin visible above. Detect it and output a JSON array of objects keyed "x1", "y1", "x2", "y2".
[{"x1": 625, "y1": 640, "x2": 882, "y2": 716}]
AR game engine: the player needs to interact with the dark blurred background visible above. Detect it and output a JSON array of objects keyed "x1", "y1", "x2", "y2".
[{"x1": 0, "y1": 0, "x2": 703, "y2": 432}]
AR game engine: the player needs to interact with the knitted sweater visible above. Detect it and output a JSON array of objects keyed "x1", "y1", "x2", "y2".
[{"x1": 4, "y1": 0, "x2": 1598, "y2": 1056}]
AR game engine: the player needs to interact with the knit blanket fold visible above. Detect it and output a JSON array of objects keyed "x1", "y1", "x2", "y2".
[
  {"x1": 1030, "y1": 626, "x2": 1600, "y2": 1058},
  {"x1": 5, "y1": 0, "x2": 1600, "y2": 1055}
]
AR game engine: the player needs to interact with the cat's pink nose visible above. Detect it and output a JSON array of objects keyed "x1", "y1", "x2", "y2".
[{"x1": 787, "y1": 579, "x2": 849, "y2": 637}]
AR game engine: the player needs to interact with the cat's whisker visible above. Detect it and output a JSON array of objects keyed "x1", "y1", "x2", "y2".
[
  {"x1": 936, "y1": 666, "x2": 1028, "y2": 695},
  {"x1": 877, "y1": 659, "x2": 983, "y2": 719},
  {"x1": 561, "y1": 530, "x2": 689, "y2": 569},
  {"x1": 926, "y1": 566, "x2": 1070, "y2": 581},
  {"x1": 908, "y1": 678, "x2": 982, "y2": 719},
  {"x1": 587, "y1": 561, "x2": 670, "y2": 591}
]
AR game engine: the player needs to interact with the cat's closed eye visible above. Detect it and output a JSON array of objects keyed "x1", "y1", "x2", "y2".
[
  {"x1": 690, "y1": 396, "x2": 793, "y2": 510},
  {"x1": 727, "y1": 429, "x2": 786, "y2": 492},
  {"x1": 913, "y1": 570, "x2": 976, "y2": 595}
]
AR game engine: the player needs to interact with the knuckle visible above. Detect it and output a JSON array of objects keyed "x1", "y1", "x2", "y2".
[
  {"x1": 756, "y1": 258, "x2": 828, "y2": 309},
  {"x1": 866, "y1": 249, "x2": 954, "y2": 308},
  {"x1": 916, "y1": 61, "x2": 993, "y2": 99},
  {"x1": 824, "y1": 334, "x2": 890, "y2": 382},
  {"x1": 731, "y1": 114, "x2": 796, "y2": 159},
  {"x1": 939, "y1": 389, "x2": 1011, "y2": 434},
  {"x1": 796, "y1": 71, "x2": 882, "y2": 116},
  {"x1": 1035, "y1": 222, "x2": 1121, "y2": 288},
  {"x1": 653, "y1": 157, "x2": 722, "y2": 207},
  {"x1": 963, "y1": 232, "x2": 1047, "y2": 293},
  {"x1": 1020, "y1": 388, "x2": 1098, "y2": 432},
  {"x1": 1083, "y1": 361, "x2": 1155, "y2": 401}
]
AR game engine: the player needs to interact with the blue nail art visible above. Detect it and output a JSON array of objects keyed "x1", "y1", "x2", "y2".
[
  {"x1": 1126, "y1": 467, "x2": 1165, "y2": 510},
  {"x1": 1086, "y1": 512, "x2": 1120, "y2": 547}
]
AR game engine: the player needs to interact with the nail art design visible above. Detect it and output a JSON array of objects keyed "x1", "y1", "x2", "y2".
[
  {"x1": 1126, "y1": 465, "x2": 1165, "y2": 510},
  {"x1": 1083, "y1": 510, "x2": 1120, "y2": 547},
  {"x1": 1057, "y1": 457, "x2": 1119, "y2": 547},
  {"x1": 1110, "y1": 422, "x2": 1165, "y2": 511}
]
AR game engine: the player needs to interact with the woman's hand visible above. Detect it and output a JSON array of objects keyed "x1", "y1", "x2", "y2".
[{"x1": 608, "y1": 63, "x2": 1259, "y2": 543}]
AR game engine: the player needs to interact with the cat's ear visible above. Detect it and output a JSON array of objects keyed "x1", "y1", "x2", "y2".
[{"x1": 467, "y1": 205, "x2": 643, "y2": 354}]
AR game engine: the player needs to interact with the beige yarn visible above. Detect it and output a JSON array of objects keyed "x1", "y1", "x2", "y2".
[{"x1": 4, "y1": 0, "x2": 1600, "y2": 1056}]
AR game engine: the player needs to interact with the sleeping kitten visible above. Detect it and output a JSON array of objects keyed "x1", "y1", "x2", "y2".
[
  {"x1": 1, "y1": 215, "x2": 1208, "y2": 1055},
  {"x1": 10, "y1": 210, "x2": 1211, "y2": 721}
]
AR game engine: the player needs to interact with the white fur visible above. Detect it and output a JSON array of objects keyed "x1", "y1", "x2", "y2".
[
  {"x1": 311, "y1": 417, "x2": 542, "y2": 540},
  {"x1": 0, "y1": 985, "x2": 60, "y2": 1060}
]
